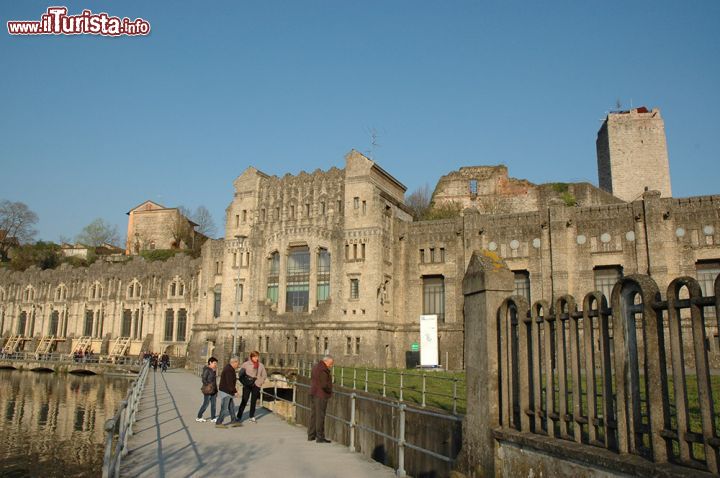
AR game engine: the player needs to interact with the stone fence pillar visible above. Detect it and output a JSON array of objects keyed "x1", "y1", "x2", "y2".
[{"x1": 458, "y1": 250, "x2": 514, "y2": 478}]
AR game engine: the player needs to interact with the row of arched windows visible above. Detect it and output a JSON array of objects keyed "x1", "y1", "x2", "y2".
[{"x1": 0, "y1": 278, "x2": 188, "y2": 303}]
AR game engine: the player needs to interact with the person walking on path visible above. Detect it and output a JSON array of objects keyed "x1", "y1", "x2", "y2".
[
  {"x1": 216, "y1": 356, "x2": 242, "y2": 428},
  {"x1": 308, "y1": 355, "x2": 334, "y2": 443},
  {"x1": 197, "y1": 357, "x2": 218, "y2": 422},
  {"x1": 161, "y1": 353, "x2": 170, "y2": 373},
  {"x1": 236, "y1": 351, "x2": 267, "y2": 423}
]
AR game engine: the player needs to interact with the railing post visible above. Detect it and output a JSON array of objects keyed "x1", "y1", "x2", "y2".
[
  {"x1": 452, "y1": 379, "x2": 458, "y2": 415},
  {"x1": 364, "y1": 368, "x2": 369, "y2": 393},
  {"x1": 462, "y1": 251, "x2": 514, "y2": 477},
  {"x1": 397, "y1": 404, "x2": 406, "y2": 477},
  {"x1": 349, "y1": 392, "x2": 356, "y2": 452},
  {"x1": 121, "y1": 401, "x2": 131, "y2": 456},
  {"x1": 382, "y1": 369, "x2": 386, "y2": 397},
  {"x1": 353, "y1": 368, "x2": 357, "y2": 389},
  {"x1": 102, "y1": 419, "x2": 114, "y2": 478},
  {"x1": 273, "y1": 382, "x2": 278, "y2": 412},
  {"x1": 399, "y1": 372, "x2": 404, "y2": 402},
  {"x1": 422, "y1": 374, "x2": 426, "y2": 408}
]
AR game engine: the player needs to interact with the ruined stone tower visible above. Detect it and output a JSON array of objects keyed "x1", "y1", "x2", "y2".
[{"x1": 596, "y1": 107, "x2": 672, "y2": 202}]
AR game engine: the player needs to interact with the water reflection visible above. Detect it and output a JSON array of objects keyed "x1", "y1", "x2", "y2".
[{"x1": 0, "y1": 369, "x2": 130, "y2": 478}]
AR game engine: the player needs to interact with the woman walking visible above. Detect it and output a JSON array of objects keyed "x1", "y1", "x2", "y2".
[
  {"x1": 236, "y1": 351, "x2": 267, "y2": 423},
  {"x1": 196, "y1": 357, "x2": 218, "y2": 422}
]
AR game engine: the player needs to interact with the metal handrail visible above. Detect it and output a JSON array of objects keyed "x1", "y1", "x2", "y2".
[
  {"x1": 101, "y1": 359, "x2": 150, "y2": 478},
  {"x1": 296, "y1": 360, "x2": 466, "y2": 415},
  {"x1": 0, "y1": 351, "x2": 142, "y2": 366},
  {"x1": 261, "y1": 376, "x2": 461, "y2": 477}
]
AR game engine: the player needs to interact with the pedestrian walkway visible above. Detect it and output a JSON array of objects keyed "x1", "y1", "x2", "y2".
[{"x1": 122, "y1": 369, "x2": 397, "y2": 478}]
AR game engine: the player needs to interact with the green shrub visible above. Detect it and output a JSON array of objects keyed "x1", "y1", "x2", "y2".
[
  {"x1": 140, "y1": 249, "x2": 182, "y2": 262},
  {"x1": 423, "y1": 201, "x2": 463, "y2": 220},
  {"x1": 551, "y1": 182, "x2": 569, "y2": 193},
  {"x1": 560, "y1": 191, "x2": 577, "y2": 206}
]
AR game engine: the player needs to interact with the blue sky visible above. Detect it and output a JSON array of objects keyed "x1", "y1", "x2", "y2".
[{"x1": 1, "y1": 1, "x2": 719, "y2": 243}]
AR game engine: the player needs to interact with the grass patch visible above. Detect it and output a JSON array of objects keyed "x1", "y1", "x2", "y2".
[{"x1": 331, "y1": 366, "x2": 466, "y2": 414}]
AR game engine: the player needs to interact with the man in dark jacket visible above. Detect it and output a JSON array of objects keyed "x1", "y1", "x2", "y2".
[
  {"x1": 308, "y1": 355, "x2": 334, "y2": 443},
  {"x1": 215, "y1": 356, "x2": 242, "y2": 428},
  {"x1": 160, "y1": 353, "x2": 170, "y2": 372}
]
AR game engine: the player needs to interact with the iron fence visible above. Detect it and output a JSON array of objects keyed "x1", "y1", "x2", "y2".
[{"x1": 497, "y1": 273, "x2": 720, "y2": 474}]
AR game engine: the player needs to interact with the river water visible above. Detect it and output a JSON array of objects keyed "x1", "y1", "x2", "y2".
[{"x1": 0, "y1": 369, "x2": 131, "y2": 478}]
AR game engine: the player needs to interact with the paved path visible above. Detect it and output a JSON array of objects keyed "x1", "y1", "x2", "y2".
[{"x1": 122, "y1": 369, "x2": 397, "y2": 478}]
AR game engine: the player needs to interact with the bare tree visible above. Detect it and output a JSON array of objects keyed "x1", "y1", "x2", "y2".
[
  {"x1": 405, "y1": 184, "x2": 432, "y2": 220},
  {"x1": 76, "y1": 218, "x2": 121, "y2": 247},
  {"x1": 170, "y1": 206, "x2": 194, "y2": 249},
  {"x1": 192, "y1": 205, "x2": 216, "y2": 238},
  {"x1": 0, "y1": 200, "x2": 38, "y2": 260}
]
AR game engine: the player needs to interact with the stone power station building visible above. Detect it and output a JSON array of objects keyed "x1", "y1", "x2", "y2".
[{"x1": 1, "y1": 107, "x2": 719, "y2": 369}]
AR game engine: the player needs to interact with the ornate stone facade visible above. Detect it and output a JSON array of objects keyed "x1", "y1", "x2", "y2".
[
  {"x1": 1, "y1": 110, "x2": 719, "y2": 370},
  {"x1": 0, "y1": 255, "x2": 200, "y2": 357}
]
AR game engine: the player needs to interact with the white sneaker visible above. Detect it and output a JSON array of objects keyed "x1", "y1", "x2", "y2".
[
  {"x1": 195, "y1": 418, "x2": 206, "y2": 423},
  {"x1": 249, "y1": 417, "x2": 256, "y2": 423}
]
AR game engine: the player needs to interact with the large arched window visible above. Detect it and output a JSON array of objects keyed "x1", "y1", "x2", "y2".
[
  {"x1": 121, "y1": 309, "x2": 132, "y2": 337},
  {"x1": 49, "y1": 310, "x2": 60, "y2": 336},
  {"x1": 317, "y1": 248, "x2": 330, "y2": 304},
  {"x1": 17, "y1": 311, "x2": 27, "y2": 335},
  {"x1": 267, "y1": 252, "x2": 279, "y2": 304},
  {"x1": 286, "y1": 246, "x2": 310, "y2": 312},
  {"x1": 177, "y1": 309, "x2": 187, "y2": 341},
  {"x1": 84, "y1": 310, "x2": 93, "y2": 336},
  {"x1": 164, "y1": 309, "x2": 174, "y2": 341}
]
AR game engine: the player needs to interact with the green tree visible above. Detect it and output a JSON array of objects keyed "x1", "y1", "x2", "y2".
[{"x1": 9, "y1": 241, "x2": 61, "y2": 271}]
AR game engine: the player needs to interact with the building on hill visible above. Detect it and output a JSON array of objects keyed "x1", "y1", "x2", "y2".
[{"x1": 126, "y1": 200, "x2": 208, "y2": 255}]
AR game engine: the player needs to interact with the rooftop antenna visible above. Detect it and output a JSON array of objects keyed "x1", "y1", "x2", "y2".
[{"x1": 365, "y1": 127, "x2": 381, "y2": 160}]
